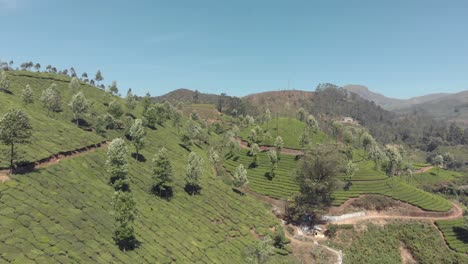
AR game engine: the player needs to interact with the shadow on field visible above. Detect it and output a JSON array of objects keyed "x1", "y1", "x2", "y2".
[
  {"x1": 185, "y1": 184, "x2": 202, "y2": 195},
  {"x1": 131, "y1": 153, "x2": 147, "y2": 162},
  {"x1": 151, "y1": 185, "x2": 174, "y2": 200},
  {"x1": 453, "y1": 227, "x2": 468, "y2": 243}
]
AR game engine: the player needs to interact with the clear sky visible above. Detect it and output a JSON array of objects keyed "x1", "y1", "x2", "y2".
[{"x1": 1, "y1": 0, "x2": 467, "y2": 98}]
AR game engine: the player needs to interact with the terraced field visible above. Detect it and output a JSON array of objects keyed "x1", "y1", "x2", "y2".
[
  {"x1": 182, "y1": 104, "x2": 221, "y2": 120},
  {"x1": 239, "y1": 117, "x2": 329, "y2": 149},
  {"x1": 409, "y1": 168, "x2": 464, "y2": 188},
  {"x1": 225, "y1": 148, "x2": 452, "y2": 212},
  {"x1": 436, "y1": 219, "x2": 468, "y2": 253},
  {"x1": 224, "y1": 149, "x2": 299, "y2": 199},
  {"x1": 0, "y1": 122, "x2": 294, "y2": 263}
]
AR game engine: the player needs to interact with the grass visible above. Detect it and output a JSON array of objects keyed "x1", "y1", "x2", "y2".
[
  {"x1": 329, "y1": 222, "x2": 466, "y2": 263},
  {"x1": 409, "y1": 168, "x2": 464, "y2": 188},
  {"x1": 435, "y1": 219, "x2": 468, "y2": 253},
  {"x1": 239, "y1": 117, "x2": 329, "y2": 149},
  {"x1": 0, "y1": 71, "x2": 134, "y2": 167}
]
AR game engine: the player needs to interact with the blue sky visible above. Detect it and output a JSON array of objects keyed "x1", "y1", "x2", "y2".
[{"x1": 1, "y1": 0, "x2": 467, "y2": 98}]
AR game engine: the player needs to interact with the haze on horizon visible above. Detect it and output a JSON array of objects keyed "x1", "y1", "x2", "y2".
[{"x1": 1, "y1": 0, "x2": 467, "y2": 98}]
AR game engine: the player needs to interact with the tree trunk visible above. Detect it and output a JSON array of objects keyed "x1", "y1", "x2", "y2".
[{"x1": 9, "y1": 143, "x2": 14, "y2": 175}]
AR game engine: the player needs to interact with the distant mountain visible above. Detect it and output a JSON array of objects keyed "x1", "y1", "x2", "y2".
[
  {"x1": 343, "y1": 85, "x2": 449, "y2": 110},
  {"x1": 344, "y1": 85, "x2": 468, "y2": 126}
]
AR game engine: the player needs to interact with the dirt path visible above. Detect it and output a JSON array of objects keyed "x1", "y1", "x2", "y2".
[
  {"x1": 414, "y1": 166, "x2": 434, "y2": 174},
  {"x1": 331, "y1": 201, "x2": 463, "y2": 225},
  {"x1": 0, "y1": 140, "x2": 109, "y2": 182},
  {"x1": 237, "y1": 138, "x2": 303, "y2": 155}
]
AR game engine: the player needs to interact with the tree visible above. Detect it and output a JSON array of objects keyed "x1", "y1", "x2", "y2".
[
  {"x1": 185, "y1": 152, "x2": 203, "y2": 195},
  {"x1": 106, "y1": 138, "x2": 129, "y2": 191},
  {"x1": 82, "y1": 72, "x2": 88, "y2": 80},
  {"x1": 95, "y1": 115, "x2": 107, "y2": 136},
  {"x1": 248, "y1": 129, "x2": 258, "y2": 144},
  {"x1": 267, "y1": 150, "x2": 278, "y2": 178},
  {"x1": 368, "y1": 144, "x2": 384, "y2": 170},
  {"x1": 264, "y1": 108, "x2": 272, "y2": 124},
  {"x1": 95, "y1": 70, "x2": 103, "y2": 85},
  {"x1": 129, "y1": 119, "x2": 146, "y2": 160},
  {"x1": 112, "y1": 190, "x2": 137, "y2": 251},
  {"x1": 274, "y1": 136, "x2": 284, "y2": 155},
  {"x1": 0, "y1": 109, "x2": 33, "y2": 174},
  {"x1": 125, "y1": 88, "x2": 137, "y2": 110},
  {"x1": 244, "y1": 237, "x2": 274, "y2": 264},
  {"x1": 69, "y1": 77, "x2": 80, "y2": 89},
  {"x1": 345, "y1": 160, "x2": 358, "y2": 181},
  {"x1": 70, "y1": 67, "x2": 77, "y2": 77},
  {"x1": 297, "y1": 107, "x2": 306, "y2": 122},
  {"x1": 21, "y1": 84, "x2": 34, "y2": 104},
  {"x1": 360, "y1": 132, "x2": 375, "y2": 153},
  {"x1": 172, "y1": 110, "x2": 183, "y2": 134},
  {"x1": 233, "y1": 164, "x2": 248, "y2": 192},
  {"x1": 287, "y1": 144, "x2": 344, "y2": 222},
  {"x1": 40, "y1": 83, "x2": 62, "y2": 116},
  {"x1": 250, "y1": 143, "x2": 260, "y2": 166},
  {"x1": 299, "y1": 130, "x2": 310, "y2": 150},
  {"x1": 69, "y1": 92, "x2": 89, "y2": 126},
  {"x1": 108, "y1": 100, "x2": 124, "y2": 118},
  {"x1": 151, "y1": 148, "x2": 174, "y2": 197},
  {"x1": 142, "y1": 92, "x2": 152, "y2": 113},
  {"x1": 433, "y1": 154, "x2": 444, "y2": 175},
  {"x1": 0, "y1": 71, "x2": 11, "y2": 92},
  {"x1": 384, "y1": 145, "x2": 403, "y2": 176},
  {"x1": 34, "y1": 63, "x2": 41, "y2": 72},
  {"x1": 108, "y1": 81, "x2": 119, "y2": 95},
  {"x1": 442, "y1": 152, "x2": 455, "y2": 169},
  {"x1": 306, "y1": 114, "x2": 318, "y2": 131}
]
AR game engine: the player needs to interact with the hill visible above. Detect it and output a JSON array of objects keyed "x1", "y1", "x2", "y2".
[
  {"x1": 0, "y1": 71, "x2": 294, "y2": 263},
  {"x1": 243, "y1": 90, "x2": 314, "y2": 116},
  {"x1": 343, "y1": 84, "x2": 449, "y2": 110}
]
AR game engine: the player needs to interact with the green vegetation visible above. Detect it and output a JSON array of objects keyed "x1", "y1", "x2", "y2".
[
  {"x1": 330, "y1": 222, "x2": 466, "y2": 263},
  {"x1": 0, "y1": 71, "x2": 116, "y2": 167},
  {"x1": 225, "y1": 149, "x2": 299, "y2": 199},
  {"x1": 436, "y1": 219, "x2": 468, "y2": 253},
  {"x1": 182, "y1": 104, "x2": 221, "y2": 120},
  {"x1": 239, "y1": 117, "x2": 329, "y2": 149}
]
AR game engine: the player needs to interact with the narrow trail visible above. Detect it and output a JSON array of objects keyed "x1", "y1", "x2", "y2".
[
  {"x1": 0, "y1": 140, "x2": 109, "y2": 182},
  {"x1": 331, "y1": 201, "x2": 463, "y2": 225},
  {"x1": 237, "y1": 138, "x2": 303, "y2": 155}
]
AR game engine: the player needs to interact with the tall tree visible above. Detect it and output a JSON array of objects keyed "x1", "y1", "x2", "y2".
[
  {"x1": 433, "y1": 154, "x2": 444, "y2": 176},
  {"x1": 142, "y1": 92, "x2": 152, "y2": 113},
  {"x1": 69, "y1": 92, "x2": 90, "y2": 126},
  {"x1": 233, "y1": 164, "x2": 248, "y2": 192},
  {"x1": 0, "y1": 71, "x2": 11, "y2": 92},
  {"x1": 267, "y1": 150, "x2": 278, "y2": 178},
  {"x1": 95, "y1": 70, "x2": 103, "y2": 85},
  {"x1": 70, "y1": 67, "x2": 77, "y2": 77},
  {"x1": 0, "y1": 109, "x2": 32, "y2": 174},
  {"x1": 21, "y1": 84, "x2": 34, "y2": 104},
  {"x1": 185, "y1": 152, "x2": 203, "y2": 195},
  {"x1": 250, "y1": 143, "x2": 260, "y2": 166},
  {"x1": 125, "y1": 88, "x2": 137, "y2": 110},
  {"x1": 274, "y1": 136, "x2": 284, "y2": 155},
  {"x1": 129, "y1": 119, "x2": 146, "y2": 161},
  {"x1": 40, "y1": 83, "x2": 62, "y2": 116},
  {"x1": 108, "y1": 81, "x2": 119, "y2": 95},
  {"x1": 106, "y1": 138, "x2": 129, "y2": 191},
  {"x1": 108, "y1": 100, "x2": 124, "y2": 118},
  {"x1": 297, "y1": 107, "x2": 306, "y2": 122},
  {"x1": 306, "y1": 114, "x2": 318, "y2": 131},
  {"x1": 34, "y1": 63, "x2": 41, "y2": 72},
  {"x1": 287, "y1": 144, "x2": 344, "y2": 222},
  {"x1": 151, "y1": 147, "x2": 174, "y2": 197},
  {"x1": 69, "y1": 77, "x2": 80, "y2": 89},
  {"x1": 112, "y1": 190, "x2": 137, "y2": 251}
]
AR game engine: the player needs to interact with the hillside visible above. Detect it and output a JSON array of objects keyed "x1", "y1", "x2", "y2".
[
  {"x1": 243, "y1": 90, "x2": 314, "y2": 116},
  {"x1": 0, "y1": 72, "x2": 294, "y2": 263}
]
